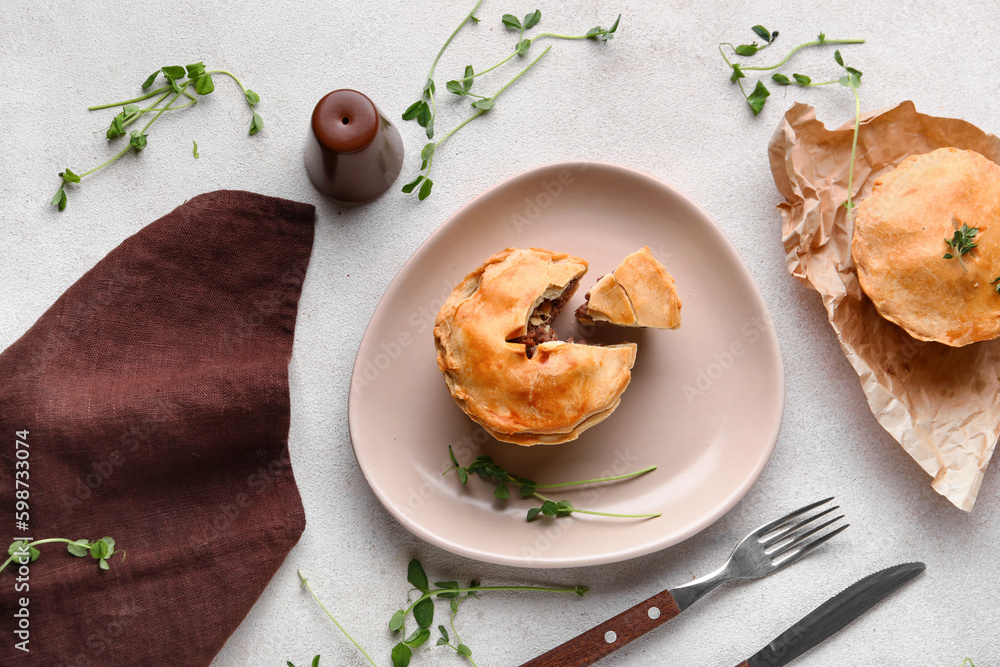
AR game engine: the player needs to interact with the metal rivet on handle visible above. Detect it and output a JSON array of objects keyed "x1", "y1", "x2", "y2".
[
  {"x1": 604, "y1": 631, "x2": 617, "y2": 644},
  {"x1": 648, "y1": 607, "x2": 660, "y2": 619}
]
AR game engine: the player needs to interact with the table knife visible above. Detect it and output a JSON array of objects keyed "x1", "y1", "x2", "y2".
[{"x1": 735, "y1": 561, "x2": 925, "y2": 666}]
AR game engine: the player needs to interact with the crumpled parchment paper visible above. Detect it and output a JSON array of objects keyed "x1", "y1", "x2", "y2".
[{"x1": 769, "y1": 101, "x2": 1000, "y2": 511}]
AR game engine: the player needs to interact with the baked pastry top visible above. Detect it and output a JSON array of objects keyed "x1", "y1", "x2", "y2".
[
  {"x1": 852, "y1": 147, "x2": 1000, "y2": 347},
  {"x1": 576, "y1": 246, "x2": 682, "y2": 329},
  {"x1": 434, "y1": 248, "x2": 637, "y2": 446}
]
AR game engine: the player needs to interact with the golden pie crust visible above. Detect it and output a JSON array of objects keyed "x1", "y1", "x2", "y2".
[
  {"x1": 577, "y1": 246, "x2": 682, "y2": 329},
  {"x1": 852, "y1": 147, "x2": 1000, "y2": 347},
  {"x1": 434, "y1": 248, "x2": 637, "y2": 446}
]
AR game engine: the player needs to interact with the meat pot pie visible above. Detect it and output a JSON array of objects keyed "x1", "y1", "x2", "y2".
[
  {"x1": 851, "y1": 147, "x2": 1000, "y2": 347},
  {"x1": 575, "y1": 246, "x2": 682, "y2": 328},
  {"x1": 434, "y1": 248, "x2": 637, "y2": 446}
]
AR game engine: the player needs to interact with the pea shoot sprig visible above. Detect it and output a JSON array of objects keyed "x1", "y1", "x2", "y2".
[
  {"x1": 50, "y1": 62, "x2": 262, "y2": 211},
  {"x1": 401, "y1": 5, "x2": 621, "y2": 200},
  {"x1": 944, "y1": 223, "x2": 979, "y2": 271},
  {"x1": 3, "y1": 536, "x2": 123, "y2": 572},
  {"x1": 297, "y1": 560, "x2": 587, "y2": 667},
  {"x1": 719, "y1": 26, "x2": 864, "y2": 116},
  {"x1": 447, "y1": 447, "x2": 660, "y2": 522}
]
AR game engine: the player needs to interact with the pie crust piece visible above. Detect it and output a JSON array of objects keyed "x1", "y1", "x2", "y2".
[{"x1": 577, "y1": 246, "x2": 682, "y2": 329}]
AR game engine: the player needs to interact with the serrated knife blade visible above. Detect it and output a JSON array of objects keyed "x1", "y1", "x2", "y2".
[{"x1": 735, "y1": 562, "x2": 925, "y2": 667}]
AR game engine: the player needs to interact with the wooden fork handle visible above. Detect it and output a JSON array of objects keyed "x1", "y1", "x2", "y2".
[
  {"x1": 734, "y1": 662, "x2": 751, "y2": 667},
  {"x1": 519, "y1": 589, "x2": 681, "y2": 667}
]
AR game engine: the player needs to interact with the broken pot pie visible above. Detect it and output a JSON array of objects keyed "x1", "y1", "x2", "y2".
[
  {"x1": 434, "y1": 247, "x2": 682, "y2": 446},
  {"x1": 852, "y1": 147, "x2": 1000, "y2": 347}
]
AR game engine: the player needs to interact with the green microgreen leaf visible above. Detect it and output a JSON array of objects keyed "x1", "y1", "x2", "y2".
[
  {"x1": 462, "y1": 65, "x2": 474, "y2": 94},
  {"x1": 457, "y1": 644, "x2": 472, "y2": 657},
  {"x1": 129, "y1": 130, "x2": 148, "y2": 151},
  {"x1": 245, "y1": 89, "x2": 260, "y2": 105},
  {"x1": 604, "y1": 14, "x2": 621, "y2": 42},
  {"x1": 413, "y1": 597, "x2": 434, "y2": 628},
  {"x1": 185, "y1": 62, "x2": 206, "y2": 79},
  {"x1": 818, "y1": 32, "x2": 826, "y2": 43},
  {"x1": 389, "y1": 609, "x2": 406, "y2": 632},
  {"x1": 195, "y1": 73, "x2": 215, "y2": 95},
  {"x1": 752, "y1": 25, "x2": 772, "y2": 43},
  {"x1": 502, "y1": 14, "x2": 521, "y2": 30},
  {"x1": 404, "y1": 627, "x2": 431, "y2": 648},
  {"x1": 527, "y1": 507, "x2": 542, "y2": 521},
  {"x1": 438, "y1": 625, "x2": 449, "y2": 643},
  {"x1": 434, "y1": 581, "x2": 460, "y2": 599},
  {"x1": 416, "y1": 102, "x2": 432, "y2": 127},
  {"x1": 417, "y1": 177, "x2": 433, "y2": 201},
  {"x1": 408, "y1": 559, "x2": 429, "y2": 592},
  {"x1": 420, "y1": 143, "x2": 435, "y2": 170},
  {"x1": 61, "y1": 168, "x2": 81, "y2": 184},
  {"x1": 516, "y1": 38, "x2": 531, "y2": 55},
  {"x1": 51, "y1": 187, "x2": 67, "y2": 211},
  {"x1": 391, "y1": 642, "x2": 412, "y2": 667},
  {"x1": 446, "y1": 80, "x2": 467, "y2": 96},
  {"x1": 312, "y1": 656, "x2": 320, "y2": 667},
  {"x1": 834, "y1": 49, "x2": 844, "y2": 66},
  {"x1": 401, "y1": 175, "x2": 424, "y2": 194},
  {"x1": 249, "y1": 111, "x2": 264, "y2": 135},
  {"x1": 771, "y1": 72, "x2": 791, "y2": 85},
  {"x1": 193, "y1": 140, "x2": 200, "y2": 159},
  {"x1": 735, "y1": 43, "x2": 759, "y2": 56},
  {"x1": 523, "y1": 9, "x2": 541, "y2": 30},
  {"x1": 793, "y1": 73, "x2": 812, "y2": 85},
  {"x1": 402, "y1": 101, "x2": 424, "y2": 120},
  {"x1": 141, "y1": 70, "x2": 161, "y2": 89},
  {"x1": 67, "y1": 539, "x2": 90, "y2": 557},
  {"x1": 471, "y1": 98, "x2": 495, "y2": 110},
  {"x1": 99, "y1": 558, "x2": 110, "y2": 571},
  {"x1": 494, "y1": 481, "x2": 510, "y2": 499},
  {"x1": 746, "y1": 80, "x2": 770, "y2": 115},
  {"x1": 730, "y1": 63, "x2": 745, "y2": 83},
  {"x1": 162, "y1": 65, "x2": 186, "y2": 80},
  {"x1": 107, "y1": 113, "x2": 126, "y2": 139}
]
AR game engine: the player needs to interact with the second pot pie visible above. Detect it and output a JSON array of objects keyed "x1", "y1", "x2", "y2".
[
  {"x1": 852, "y1": 147, "x2": 1000, "y2": 347},
  {"x1": 434, "y1": 248, "x2": 637, "y2": 446}
]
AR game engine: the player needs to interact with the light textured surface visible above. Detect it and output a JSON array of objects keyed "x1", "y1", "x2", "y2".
[{"x1": 1, "y1": 1, "x2": 997, "y2": 665}]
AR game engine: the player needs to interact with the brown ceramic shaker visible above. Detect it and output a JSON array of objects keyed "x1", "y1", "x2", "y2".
[{"x1": 305, "y1": 89, "x2": 404, "y2": 203}]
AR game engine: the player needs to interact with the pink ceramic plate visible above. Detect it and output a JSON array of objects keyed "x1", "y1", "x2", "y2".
[{"x1": 349, "y1": 162, "x2": 783, "y2": 568}]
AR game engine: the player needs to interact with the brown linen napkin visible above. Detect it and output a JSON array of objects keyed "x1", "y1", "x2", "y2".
[{"x1": 0, "y1": 190, "x2": 315, "y2": 665}]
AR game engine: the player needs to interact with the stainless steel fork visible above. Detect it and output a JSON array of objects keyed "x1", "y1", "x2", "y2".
[{"x1": 520, "y1": 498, "x2": 848, "y2": 667}]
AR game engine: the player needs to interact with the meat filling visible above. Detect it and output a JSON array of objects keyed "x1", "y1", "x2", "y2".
[
  {"x1": 574, "y1": 293, "x2": 592, "y2": 321},
  {"x1": 509, "y1": 278, "x2": 579, "y2": 358}
]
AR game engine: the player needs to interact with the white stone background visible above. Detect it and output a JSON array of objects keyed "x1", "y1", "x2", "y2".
[{"x1": 1, "y1": 0, "x2": 998, "y2": 665}]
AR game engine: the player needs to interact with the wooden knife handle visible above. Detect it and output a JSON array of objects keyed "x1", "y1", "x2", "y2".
[
  {"x1": 734, "y1": 662, "x2": 750, "y2": 667},
  {"x1": 519, "y1": 589, "x2": 681, "y2": 667}
]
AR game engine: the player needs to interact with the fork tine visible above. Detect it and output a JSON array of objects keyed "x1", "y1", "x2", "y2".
[
  {"x1": 769, "y1": 515, "x2": 845, "y2": 558},
  {"x1": 754, "y1": 497, "x2": 834, "y2": 538},
  {"x1": 772, "y1": 522, "x2": 849, "y2": 567},
  {"x1": 761, "y1": 505, "x2": 840, "y2": 545}
]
